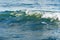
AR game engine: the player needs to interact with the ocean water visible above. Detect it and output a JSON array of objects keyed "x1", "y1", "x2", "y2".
[
  {"x1": 0, "y1": 0, "x2": 60, "y2": 11},
  {"x1": 0, "y1": 0, "x2": 60, "y2": 40},
  {"x1": 0, "y1": 10, "x2": 59, "y2": 40}
]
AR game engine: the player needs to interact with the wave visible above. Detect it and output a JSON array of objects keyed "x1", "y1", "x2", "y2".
[
  {"x1": 0, "y1": 10, "x2": 59, "y2": 31},
  {"x1": 0, "y1": 10, "x2": 59, "y2": 23}
]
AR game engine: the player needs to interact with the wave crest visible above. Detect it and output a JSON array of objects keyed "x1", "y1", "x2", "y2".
[{"x1": 0, "y1": 10, "x2": 59, "y2": 24}]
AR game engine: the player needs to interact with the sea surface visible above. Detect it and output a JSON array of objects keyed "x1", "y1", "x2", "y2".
[
  {"x1": 0, "y1": 0, "x2": 60, "y2": 40},
  {"x1": 0, "y1": 0, "x2": 60, "y2": 11},
  {"x1": 0, "y1": 10, "x2": 59, "y2": 40}
]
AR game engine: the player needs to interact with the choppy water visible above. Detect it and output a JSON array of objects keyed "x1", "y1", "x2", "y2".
[{"x1": 0, "y1": 0, "x2": 60, "y2": 11}]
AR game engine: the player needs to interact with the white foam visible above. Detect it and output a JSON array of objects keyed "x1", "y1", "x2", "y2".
[
  {"x1": 42, "y1": 12, "x2": 60, "y2": 20},
  {"x1": 26, "y1": 10, "x2": 60, "y2": 21}
]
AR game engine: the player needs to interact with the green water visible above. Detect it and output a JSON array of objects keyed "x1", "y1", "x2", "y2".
[{"x1": 0, "y1": 10, "x2": 59, "y2": 40}]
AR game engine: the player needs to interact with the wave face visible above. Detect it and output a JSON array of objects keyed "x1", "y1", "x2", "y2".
[
  {"x1": 0, "y1": 0, "x2": 60, "y2": 11},
  {"x1": 0, "y1": 10, "x2": 60, "y2": 40}
]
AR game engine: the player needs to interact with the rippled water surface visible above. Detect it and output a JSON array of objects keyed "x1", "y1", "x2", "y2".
[{"x1": 0, "y1": 0, "x2": 60, "y2": 11}]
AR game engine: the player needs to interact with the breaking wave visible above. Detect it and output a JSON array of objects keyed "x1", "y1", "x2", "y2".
[
  {"x1": 0, "y1": 10, "x2": 59, "y2": 30},
  {"x1": 0, "y1": 10, "x2": 60, "y2": 40}
]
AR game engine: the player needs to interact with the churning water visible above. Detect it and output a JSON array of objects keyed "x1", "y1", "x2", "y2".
[
  {"x1": 0, "y1": 10, "x2": 59, "y2": 40},
  {"x1": 0, "y1": 0, "x2": 60, "y2": 40}
]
